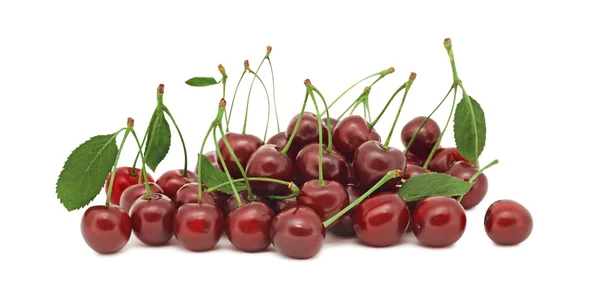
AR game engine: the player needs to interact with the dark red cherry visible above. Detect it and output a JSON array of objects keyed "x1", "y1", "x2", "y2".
[
  {"x1": 485, "y1": 200, "x2": 533, "y2": 245},
  {"x1": 323, "y1": 117, "x2": 339, "y2": 132},
  {"x1": 332, "y1": 115, "x2": 381, "y2": 162},
  {"x1": 269, "y1": 197, "x2": 297, "y2": 215},
  {"x1": 209, "y1": 191, "x2": 231, "y2": 217},
  {"x1": 245, "y1": 144, "x2": 294, "y2": 196},
  {"x1": 401, "y1": 116, "x2": 441, "y2": 156},
  {"x1": 194, "y1": 151, "x2": 220, "y2": 175},
  {"x1": 446, "y1": 161, "x2": 488, "y2": 209},
  {"x1": 223, "y1": 190, "x2": 267, "y2": 217},
  {"x1": 156, "y1": 169, "x2": 197, "y2": 200},
  {"x1": 352, "y1": 140, "x2": 406, "y2": 192},
  {"x1": 285, "y1": 112, "x2": 327, "y2": 147},
  {"x1": 174, "y1": 203, "x2": 224, "y2": 251},
  {"x1": 406, "y1": 151, "x2": 426, "y2": 166},
  {"x1": 267, "y1": 131, "x2": 301, "y2": 160},
  {"x1": 412, "y1": 196, "x2": 466, "y2": 247},
  {"x1": 105, "y1": 167, "x2": 154, "y2": 205},
  {"x1": 119, "y1": 182, "x2": 164, "y2": 213},
  {"x1": 81, "y1": 205, "x2": 131, "y2": 254},
  {"x1": 174, "y1": 182, "x2": 216, "y2": 210},
  {"x1": 329, "y1": 185, "x2": 362, "y2": 237},
  {"x1": 216, "y1": 132, "x2": 264, "y2": 179},
  {"x1": 428, "y1": 147, "x2": 469, "y2": 173},
  {"x1": 348, "y1": 165, "x2": 358, "y2": 185},
  {"x1": 271, "y1": 206, "x2": 325, "y2": 259},
  {"x1": 130, "y1": 193, "x2": 176, "y2": 246},
  {"x1": 401, "y1": 165, "x2": 429, "y2": 232},
  {"x1": 294, "y1": 143, "x2": 349, "y2": 186},
  {"x1": 353, "y1": 192, "x2": 410, "y2": 247},
  {"x1": 225, "y1": 201, "x2": 274, "y2": 252},
  {"x1": 296, "y1": 180, "x2": 349, "y2": 223}
]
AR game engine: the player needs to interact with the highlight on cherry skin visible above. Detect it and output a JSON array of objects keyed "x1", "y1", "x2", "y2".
[
  {"x1": 484, "y1": 199, "x2": 533, "y2": 245},
  {"x1": 105, "y1": 167, "x2": 154, "y2": 205}
]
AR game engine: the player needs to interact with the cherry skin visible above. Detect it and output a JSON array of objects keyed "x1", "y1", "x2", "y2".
[
  {"x1": 353, "y1": 192, "x2": 410, "y2": 247},
  {"x1": 428, "y1": 147, "x2": 469, "y2": 173},
  {"x1": 412, "y1": 196, "x2": 466, "y2": 247},
  {"x1": 245, "y1": 144, "x2": 294, "y2": 196},
  {"x1": 81, "y1": 205, "x2": 131, "y2": 254},
  {"x1": 174, "y1": 203, "x2": 224, "y2": 251},
  {"x1": 210, "y1": 190, "x2": 231, "y2": 217},
  {"x1": 402, "y1": 165, "x2": 429, "y2": 232},
  {"x1": 329, "y1": 184, "x2": 362, "y2": 237},
  {"x1": 216, "y1": 132, "x2": 264, "y2": 179},
  {"x1": 352, "y1": 140, "x2": 407, "y2": 192},
  {"x1": 406, "y1": 151, "x2": 426, "y2": 166},
  {"x1": 485, "y1": 200, "x2": 533, "y2": 245},
  {"x1": 323, "y1": 117, "x2": 339, "y2": 132},
  {"x1": 270, "y1": 206, "x2": 326, "y2": 259},
  {"x1": 285, "y1": 112, "x2": 327, "y2": 147},
  {"x1": 194, "y1": 151, "x2": 220, "y2": 175},
  {"x1": 446, "y1": 161, "x2": 488, "y2": 209},
  {"x1": 401, "y1": 116, "x2": 441, "y2": 156},
  {"x1": 269, "y1": 197, "x2": 297, "y2": 215},
  {"x1": 225, "y1": 201, "x2": 275, "y2": 252},
  {"x1": 105, "y1": 167, "x2": 154, "y2": 205},
  {"x1": 130, "y1": 194, "x2": 176, "y2": 246},
  {"x1": 267, "y1": 131, "x2": 301, "y2": 160},
  {"x1": 296, "y1": 180, "x2": 349, "y2": 222},
  {"x1": 174, "y1": 182, "x2": 216, "y2": 210},
  {"x1": 223, "y1": 190, "x2": 267, "y2": 217},
  {"x1": 332, "y1": 115, "x2": 381, "y2": 162},
  {"x1": 119, "y1": 182, "x2": 164, "y2": 213},
  {"x1": 294, "y1": 143, "x2": 349, "y2": 186},
  {"x1": 156, "y1": 169, "x2": 198, "y2": 200}
]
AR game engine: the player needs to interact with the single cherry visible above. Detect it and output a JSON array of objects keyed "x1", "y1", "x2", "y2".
[
  {"x1": 485, "y1": 200, "x2": 533, "y2": 245},
  {"x1": 294, "y1": 143, "x2": 349, "y2": 186},
  {"x1": 119, "y1": 182, "x2": 164, "y2": 213},
  {"x1": 353, "y1": 192, "x2": 410, "y2": 247},
  {"x1": 225, "y1": 201, "x2": 274, "y2": 252},
  {"x1": 329, "y1": 185, "x2": 362, "y2": 237},
  {"x1": 81, "y1": 205, "x2": 131, "y2": 254},
  {"x1": 427, "y1": 147, "x2": 469, "y2": 173},
  {"x1": 216, "y1": 132, "x2": 264, "y2": 179},
  {"x1": 156, "y1": 169, "x2": 198, "y2": 200},
  {"x1": 130, "y1": 193, "x2": 176, "y2": 246},
  {"x1": 267, "y1": 131, "x2": 301, "y2": 160},
  {"x1": 173, "y1": 182, "x2": 216, "y2": 210},
  {"x1": 285, "y1": 112, "x2": 327, "y2": 147},
  {"x1": 412, "y1": 196, "x2": 466, "y2": 247},
  {"x1": 271, "y1": 206, "x2": 325, "y2": 259},
  {"x1": 296, "y1": 180, "x2": 349, "y2": 223},
  {"x1": 105, "y1": 167, "x2": 154, "y2": 205},
  {"x1": 332, "y1": 115, "x2": 381, "y2": 162},
  {"x1": 401, "y1": 116, "x2": 441, "y2": 156},
  {"x1": 446, "y1": 161, "x2": 488, "y2": 209},
  {"x1": 174, "y1": 203, "x2": 224, "y2": 251},
  {"x1": 269, "y1": 197, "x2": 297, "y2": 215},
  {"x1": 223, "y1": 190, "x2": 266, "y2": 217},
  {"x1": 194, "y1": 151, "x2": 220, "y2": 174},
  {"x1": 352, "y1": 140, "x2": 407, "y2": 192},
  {"x1": 245, "y1": 144, "x2": 294, "y2": 195}
]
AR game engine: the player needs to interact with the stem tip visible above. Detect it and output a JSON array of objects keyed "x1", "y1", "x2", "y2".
[
  {"x1": 304, "y1": 79, "x2": 311, "y2": 86},
  {"x1": 244, "y1": 59, "x2": 249, "y2": 69},
  {"x1": 266, "y1": 45, "x2": 272, "y2": 53},
  {"x1": 157, "y1": 84, "x2": 164, "y2": 95},
  {"x1": 444, "y1": 38, "x2": 452, "y2": 48},
  {"x1": 219, "y1": 98, "x2": 227, "y2": 109},
  {"x1": 218, "y1": 64, "x2": 225, "y2": 73},
  {"x1": 363, "y1": 86, "x2": 371, "y2": 94},
  {"x1": 127, "y1": 117, "x2": 134, "y2": 128},
  {"x1": 409, "y1": 72, "x2": 417, "y2": 81},
  {"x1": 392, "y1": 169, "x2": 404, "y2": 178},
  {"x1": 389, "y1": 67, "x2": 395, "y2": 73}
]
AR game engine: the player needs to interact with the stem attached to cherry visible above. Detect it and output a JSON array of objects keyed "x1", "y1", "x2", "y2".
[
  {"x1": 265, "y1": 47, "x2": 280, "y2": 133},
  {"x1": 306, "y1": 80, "x2": 324, "y2": 187},
  {"x1": 312, "y1": 88, "x2": 334, "y2": 152},
  {"x1": 218, "y1": 123, "x2": 256, "y2": 201},
  {"x1": 213, "y1": 124, "x2": 242, "y2": 207},
  {"x1": 163, "y1": 107, "x2": 189, "y2": 177},
  {"x1": 281, "y1": 87, "x2": 310, "y2": 156},
  {"x1": 196, "y1": 102, "x2": 224, "y2": 203},
  {"x1": 423, "y1": 86, "x2": 458, "y2": 169},
  {"x1": 383, "y1": 72, "x2": 416, "y2": 148},
  {"x1": 205, "y1": 177, "x2": 299, "y2": 199},
  {"x1": 457, "y1": 159, "x2": 499, "y2": 202},
  {"x1": 105, "y1": 124, "x2": 131, "y2": 206},
  {"x1": 226, "y1": 60, "x2": 249, "y2": 133},
  {"x1": 338, "y1": 87, "x2": 370, "y2": 120}
]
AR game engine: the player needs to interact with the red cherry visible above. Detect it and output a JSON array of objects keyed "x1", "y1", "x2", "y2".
[
  {"x1": 412, "y1": 196, "x2": 466, "y2": 247},
  {"x1": 402, "y1": 165, "x2": 429, "y2": 232},
  {"x1": 294, "y1": 143, "x2": 349, "y2": 186},
  {"x1": 224, "y1": 201, "x2": 274, "y2": 252},
  {"x1": 119, "y1": 182, "x2": 164, "y2": 213},
  {"x1": 216, "y1": 132, "x2": 264, "y2": 179},
  {"x1": 332, "y1": 115, "x2": 381, "y2": 162},
  {"x1": 209, "y1": 191, "x2": 231, "y2": 217},
  {"x1": 245, "y1": 144, "x2": 294, "y2": 195},
  {"x1": 156, "y1": 169, "x2": 197, "y2": 200},
  {"x1": 271, "y1": 206, "x2": 325, "y2": 259},
  {"x1": 406, "y1": 151, "x2": 427, "y2": 166},
  {"x1": 223, "y1": 190, "x2": 267, "y2": 217},
  {"x1": 285, "y1": 112, "x2": 327, "y2": 147},
  {"x1": 296, "y1": 180, "x2": 349, "y2": 223},
  {"x1": 446, "y1": 161, "x2": 488, "y2": 209},
  {"x1": 329, "y1": 185, "x2": 362, "y2": 237},
  {"x1": 269, "y1": 197, "x2": 297, "y2": 215},
  {"x1": 400, "y1": 116, "x2": 441, "y2": 156},
  {"x1": 194, "y1": 151, "x2": 220, "y2": 175},
  {"x1": 130, "y1": 194, "x2": 176, "y2": 246},
  {"x1": 81, "y1": 205, "x2": 131, "y2": 254},
  {"x1": 352, "y1": 140, "x2": 407, "y2": 192},
  {"x1": 323, "y1": 117, "x2": 339, "y2": 132},
  {"x1": 267, "y1": 131, "x2": 301, "y2": 160},
  {"x1": 353, "y1": 192, "x2": 410, "y2": 247},
  {"x1": 174, "y1": 203, "x2": 224, "y2": 251},
  {"x1": 485, "y1": 200, "x2": 533, "y2": 245},
  {"x1": 173, "y1": 182, "x2": 216, "y2": 210},
  {"x1": 427, "y1": 147, "x2": 469, "y2": 173},
  {"x1": 105, "y1": 167, "x2": 154, "y2": 205}
]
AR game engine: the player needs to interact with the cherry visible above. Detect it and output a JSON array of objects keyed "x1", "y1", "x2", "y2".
[
  {"x1": 332, "y1": 115, "x2": 381, "y2": 162},
  {"x1": 271, "y1": 206, "x2": 325, "y2": 259},
  {"x1": 119, "y1": 182, "x2": 163, "y2": 213},
  {"x1": 401, "y1": 116, "x2": 441, "y2": 156},
  {"x1": 269, "y1": 197, "x2": 297, "y2": 215},
  {"x1": 485, "y1": 200, "x2": 533, "y2": 245},
  {"x1": 329, "y1": 184, "x2": 362, "y2": 237},
  {"x1": 294, "y1": 144, "x2": 349, "y2": 186},
  {"x1": 245, "y1": 144, "x2": 294, "y2": 196},
  {"x1": 353, "y1": 192, "x2": 410, "y2": 247},
  {"x1": 130, "y1": 193, "x2": 176, "y2": 246},
  {"x1": 296, "y1": 180, "x2": 349, "y2": 222},
  {"x1": 412, "y1": 196, "x2": 466, "y2": 247},
  {"x1": 194, "y1": 151, "x2": 219, "y2": 175},
  {"x1": 446, "y1": 161, "x2": 488, "y2": 209},
  {"x1": 352, "y1": 140, "x2": 407, "y2": 192},
  {"x1": 81, "y1": 205, "x2": 131, "y2": 254},
  {"x1": 210, "y1": 190, "x2": 231, "y2": 217},
  {"x1": 156, "y1": 169, "x2": 198, "y2": 200},
  {"x1": 223, "y1": 190, "x2": 266, "y2": 217},
  {"x1": 225, "y1": 201, "x2": 274, "y2": 252},
  {"x1": 105, "y1": 167, "x2": 154, "y2": 205},
  {"x1": 402, "y1": 164, "x2": 429, "y2": 232},
  {"x1": 285, "y1": 112, "x2": 327, "y2": 147},
  {"x1": 427, "y1": 147, "x2": 469, "y2": 173},
  {"x1": 174, "y1": 203, "x2": 224, "y2": 251},
  {"x1": 216, "y1": 132, "x2": 264, "y2": 179},
  {"x1": 267, "y1": 131, "x2": 301, "y2": 160},
  {"x1": 406, "y1": 151, "x2": 427, "y2": 166},
  {"x1": 323, "y1": 117, "x2": 339, "y2": 132},
  {"x1": 173, "y1": 182, "x2": 216, "y2": 210}
]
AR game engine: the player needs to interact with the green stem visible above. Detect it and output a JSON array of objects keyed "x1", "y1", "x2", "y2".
[
  {"x1": 106, "y1": 128, "x2": 130, "y2": 205},
  {"x1": 281, "y1": 88, "x2": 310, "y2": 155},
  {"x1": 423, "y1": 85, "x2": 458, "y2": 169},
  {"x1": 266, "y1": 57, "x2": 280, "y2": 132},
  {"x1": 197, "y1": 121, "x2": 217, "y2": 203},
  {"x1": 218, "y1": 123, "x2": 255, "y2": 200},
  {"x1": 338, "y1": 93, "x2": 366, "y2": 120},
  {"x1": 369, "y1": 84, "x2": 406, "y2": 129},
  {"x1": 457, "y1": 159, "x2": 499, "y2": 202},
  {"x1": 312, "y1": 88, "x2": 333, "y2": 152},
  {"x1": 131, "y1": 129, "x2": 152, "y2": 199},
  {"x1": 350, "y1": 99, "x2": 361, "y2": 115},
  {"x1": 308, "y1": 87, "x2": 324, "y2": 186},
  {"x1": 383, "y1": 75, "x2": 415, "y2": 148},
  {"x1": 133, "y1": 107, "x2": 156, "y2": 182},
  {"x1": 163, "y1": 107, "x2": 189, "y2": 177},
  {"x1": 226, "y1": 69, "x2": 247, "y2": 132},
  {"x1": 213, "y1": 127, "x2": 242, "y2": 206},
  {"x1": 364, "y1": 96, "x2": 372, "y2": 122},
  {"x1": 445, "y1": 38, "x2": 460, "y2": 83},
  {"x1": 244, "y1": 70, "x2": 271, "y2": 141},
  {"x1": 205, "y1": 177, "x2": 291, "y2": 193}
]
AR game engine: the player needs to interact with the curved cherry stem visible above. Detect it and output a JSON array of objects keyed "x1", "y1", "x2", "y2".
[
  {"x1": 105, "y1": 127, "x2": 130, "y2": 206},
  {"x1": 338, "y1": 88, "x2": 369, "y2": 120},
  {"x1": 281, "y1": 87, "x2": 310, "y2": 155},
  {"x1": 197, "y1": 115, "x2": 220, "y2": 203},
  {"x1": 423, "y1": 86, "x2": 458, "y2": 169},
  {"x1": 226, "y1": 67, "x2": 248, "y2": 132},
  {"x1": 218, "y1": 123, "x2": 256, "y2": 200},
  {"x1": 369, "y1": 84, "x2": 406, "y2": 130},
  {"x1": 306, "y1": 82, "x2": 324, "y2": 187},
  {"x1": 162, "y1": 107, "x2": 189, "y2": 177},
  {"x1": 383, "y1": 73, "x2": 416, "y2": 148},
  {"x1": 213, "y1": 126, "x2": 242, "y2": 206},
  {"x1": 205, "y1": 177, "x2": 294, "y2": 194},
  {"x1": 244, "y1": 69, "x2": 271, "y2": 141},
  {"x1": 131, "y1": 128, "x2": 152, "y2": 199},
  {"x1": 457, "y1": 159, "x2": 499, "y2": 202},
  {"x1": 312, "y1": 88, "x2": 333, "y2": 152},
  {"x1": 219, "y1": 64, "x2": 229, "y2": 128},
  {"x1": 266, "y1": 57, "x2": 280, "y2": 132},
  {"x1": 131, "y1": 115, "x2": 152, "y2": 182}
]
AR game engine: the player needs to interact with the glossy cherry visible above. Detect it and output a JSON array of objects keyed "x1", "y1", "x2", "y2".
[
  {"x1": 269, "y1": 197, "x2": 297, "y2": 215},
  {"x1": 353, "y1": 192, "x2": 410, "y2": 247},
  {"x1": 105, "y1": 167, "x2": 154, "y2": 205},
  {"x1": 130, "y1": 193, "x2": 176, "y2": 246},
  {"x1": 156, "y1": 169, "x2": 198, "y2": 200},
  {"x1": 271, "y1": 206, "x2": 325, "y2": 259},
  {"x1": 427, "y1": 147, "x2": 469, "y2": 173},
  {"x1": 81, "y1": 205, "x2": 131, "y2": 254},
  {"x1": 412, "y1": 196, "x2": 466, "y2": 247},
  {"x1": 401, "y1": 116, "x2": 441, "y2": 156},
  {"x1": 216, "y1": 132, "x2": 264, "y2": 179},
  {"x1": 174, "y1": 203, "x2": 224, "y2": 251},
  {"x1": 332, "y1": 115, "x2": 381, "y2": 162},
  {"x1": 285, "y1": 112, "x2": 327, "y2": 147},
  {"x1": 174, "y1": 182, "x2": 216, "y2": 210},
  {"x1": 119, "y1": 182, "x2": 164, "y2": 213},
  {"x1": 267, "y1": 131, "x2": 301, "y2": 160},
  {"x1": 223, "y1": 190, "x2": 266, "y2": 217},
  {"x1": 225, "y1": 201, "x2": 274, "y2": 252},
  {"x1": 329, "y1": 184, "x2": 362, "y2": 237},
  {"x1": 446, "y1": 161, "x2": 488, "y2": 209},
  {"x1": 296, "y1": 180, "x2": 349, "y2": 222},
  {"x1": 245, "y1": 144, "x2": 294, "y2": 195},
  {"x1": 352, "y1": 140, "x2": 407, "y2": 192},
  {"x1": 294, "y1": 144, "x2": 349, "y2": 186},
  {"x1": 485, "y1": 200, "x2": 533, "y2": 245}
]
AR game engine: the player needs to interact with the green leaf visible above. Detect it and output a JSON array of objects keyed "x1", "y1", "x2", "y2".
[
  {"x1": 56, "y1": 133, "x2": 119, "y2": 211},
  {"x1": 199, "y1": 155, "x2": 246, "y2": 194},
  {"x1": 397, "y1": 173, "x2": 473, "y2": 202},
  {"x1": 144, "y1": 109, "x2": 171, "y2": 172},
  {"x1": 453, "y1": 95, "x2": 486, "y2": 165},
  {"x1": 185, "y1": 77, "x2": 218, "y2": 87}
]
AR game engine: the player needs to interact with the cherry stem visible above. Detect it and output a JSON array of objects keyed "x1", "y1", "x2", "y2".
[
  {"x1": 205, "y1": 177, "x2": 293, "y2": 194},
  {"x1": 218, "y1": 123, "x2": 256, "y2": 200},
  {"x1": 213, "y1": 126, "x2": 242, "y2": 207},
  {"x1": 105, "y1": 127, "x2": 130, "y2": 206},
  {"x1": 131, "y1": 128, "x2": 152, "y2": 199},
  {"x1": 131, "y1": 118, "x2": 151, "y2": 182},
  {"x1": 337, "y1": 89, "x2": 369, "y2": 120},
  {"x1": 457, "y1": 159, "x2": 499, "y2": 202},
  {"x1": 219, "y1": 64, "x2": 229, "y2": 128},
  {"x1": 226, "y1": 67, "x2": 248, "y2": 133},
  {"x1": 243, "y1": 69, "x2": 271, "y2": 142},
  {"x1": 307, "y1": 83, "x2": 324, "y2": 187},
  {"x1": 423, "y1": 85, "x2": 458, "y2": 169},
  {"x1": 163, "y1": 106, "x2": 189, "y2": 177},
  {"x1": 266, "y1": 57, "x2": 280, "y2": 132},
  {"x1": 197, "y1": 118, "x2": 220, "y2": 203},
  {"x1": 369, "y1": 84, "x2": 406, "y2": 129},
  {"x1": 312, "y1": 88, "x2": 333, "y2": 152},
  {"x1": 383, "y1": 73, "x2": 416, "y2": 148},
  {"x1": 281, "y1": 87, "x2": 310, "y2": 156},
  {"x1": 323, "y1": 169, "x2": 403, "y2": 227}
]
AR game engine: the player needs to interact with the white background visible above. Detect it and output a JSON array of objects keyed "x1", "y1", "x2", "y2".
[{"x1": 1, "y1": 1, "x2": 598, "y2": 305}]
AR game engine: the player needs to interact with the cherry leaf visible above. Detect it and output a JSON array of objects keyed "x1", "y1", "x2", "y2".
[
  {"x1": 397, "y1": 173, "x2": 473, "y2": 202},
  {"x1": 453, "y1": 95, "x2": 486, "y2": 165},
  {"x1": 200, "y1": 155, "x2": 246, "y2": 194},
  {"x1": 185, "y1": 77, "x2": 218, "y2": 87},
  {"x1": 144, "y1": 109, "x2": 171, "y2": 172}
]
